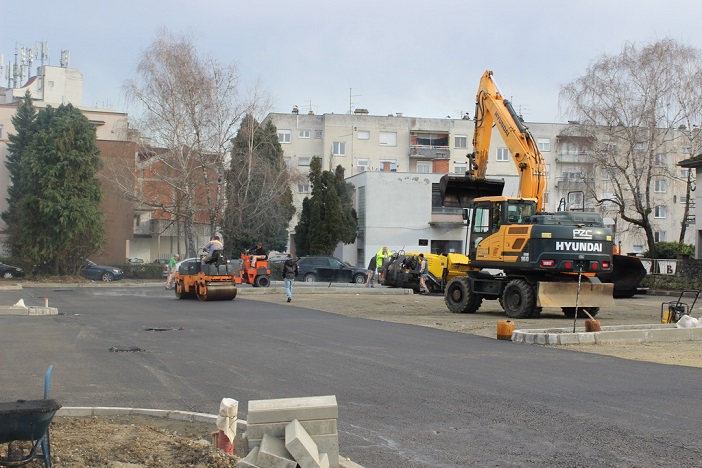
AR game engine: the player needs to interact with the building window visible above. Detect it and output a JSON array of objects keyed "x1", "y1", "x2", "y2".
[
  {"x1": 357, "y1": 130, "x2": 370, "y2": 140},
  {"x1": 654, "y1": 231, "x2": 666, "y2": 242},
  {"x1": 654, "y1": 205, "x2": 667, "y2": 218},
  {"x1": 299, "y1": 130, "x2": 310, "y2": 139},
  {"x1": 654, "y1": 179, "x2": 667, "y2": 193},
  {"x1": 634, "y1": 142, "x2": 645, "y2": 150},
  {"x1": 537, "y1": 138, "x2": 551, "y2": 152},
  {"x1": 298, "y1": 183, "x2": 310, "y2": 193},
  {"x1": 681, "y1": 196, "x2": 689, "y2": 204},
  {"x1": 454, "y1": 163, "x2": 467, "y2": 174},
  {"x1": 0, "y1": 124, "x2": 3, "y2": 139},
  {"x1": 632, "y1": 244, "x2": 644, "y2": 253},
  {"x1": 332, "y1": 142, "x2": 346, "y2": 156},
  {"x1": 298, "y1": 156, "x2": 311, "y2": 166},
  {"x1": 544, "y1": 191, "x2": 550, "y2": 205},
  {"x1": 379, "y1": 160, "x2": 397, "y2": 172},
  {"x1": 681, "y1": 146, "x2": 693, "y2": 155},
  {"x1": 454, "y1": 135, "x2": 468, "y2": 148},
  {"x1": 357, "y1": 159, "x2": 369, "y2": 172},
  {"x1": 315, "y1": 130, "x2": 323, "y2": 139},
  {"x1": 416, "y1": 161, "x2": 431, "y2": 173},
  {"x1": 278, "y1": 129, "x2": 291, "y2": 143},
  {"x1": 680, "y1": 168, "x2": 691, "y2": 178},
  {"x1": 654, "y1": 153, "x2": 667, "y2": 166},
  {"x1": 379, "y1": 132, "x2": 397, "y2": 146},
  {"x1": 497, "y1": 148, "x2": 510, "y2": 161},
  {"x1": 283, "y1": 157, "x2": 291, "y2": 168}
]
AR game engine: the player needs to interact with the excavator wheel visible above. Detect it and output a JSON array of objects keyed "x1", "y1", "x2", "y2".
[
  {"x1": 561, "y1": 307, "x2": 600, "y2": 318},
  {"x1": 444, "y1": 277, "x2": 482, "y2": 313},
  {"x1": 502, "y1": 279, "x2": 536, "y2": 318}
]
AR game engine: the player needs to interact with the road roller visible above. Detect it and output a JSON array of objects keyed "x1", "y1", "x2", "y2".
[{"x1": 174, "y1": 259, "x2": 238, "y2": 301}]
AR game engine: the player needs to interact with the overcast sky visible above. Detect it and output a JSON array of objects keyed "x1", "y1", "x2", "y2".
[{"x1": 2, "y1": 0, "x2": 702, "y2": 123}]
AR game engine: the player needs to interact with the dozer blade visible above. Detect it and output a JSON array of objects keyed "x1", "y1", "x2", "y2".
[
  {"x1": 536, "y1": 281, "x2": 614, "y2": 308},
  {"x1": 439, "y1": 174, "x2": 505, "y2": 208}
]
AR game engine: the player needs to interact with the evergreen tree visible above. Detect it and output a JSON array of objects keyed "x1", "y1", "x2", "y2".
[
  {"x1": 295, "y1": 157, "x2": 358, "y2": 256},
  {"x1": 21, "y1": 104, "x2": 105, "y2": 273},
  {"x1": 2, "y1": 91, "x2": 37, "y2": 256},
  {"x1": 223, "y1": 116, "x2": 295, "y2": 255}
]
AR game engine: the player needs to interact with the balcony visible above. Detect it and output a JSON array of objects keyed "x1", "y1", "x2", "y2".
[
  {"x1": 409, "y1": 146, "x2": 450, "y2": 160},
  {"x1": 556, "y1": 150, "x2": 595, "y2": 164},
  {"x1": 554, "y1": 176, "x2": 593, "y2": 189}
]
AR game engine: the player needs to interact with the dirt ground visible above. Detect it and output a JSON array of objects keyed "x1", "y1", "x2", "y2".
[{"x1": 6, "y1": 286, "x2": 702, "y2": 467}]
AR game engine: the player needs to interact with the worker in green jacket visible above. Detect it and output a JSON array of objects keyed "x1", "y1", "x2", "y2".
[{"x1": 376, "y1": 246, "x2": 391, "y2": 282}]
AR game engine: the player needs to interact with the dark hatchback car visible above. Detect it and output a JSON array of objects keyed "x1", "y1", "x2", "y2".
[
  {"x1": 296, "y1": 256, "x2": 367, "y2": 284},
  {"x1": 80, "y1": 260, "x2": 124, "y2": 282},
  {"x1": 0, "y1": 262, "x2": 24, "y2": 278}
]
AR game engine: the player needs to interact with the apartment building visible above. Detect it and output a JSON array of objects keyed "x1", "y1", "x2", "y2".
[{"x1": 264, "y1": 111, "x2": 697, "y2": 266}]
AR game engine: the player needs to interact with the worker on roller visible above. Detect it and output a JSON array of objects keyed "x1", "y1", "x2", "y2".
[
  {"x1": 376, "y1": 246, "x2": 392, "y2": 282},
  {"x1": 202, "y1": 235, "x2": 224, "y2": 265},
  {"x1": 249, "y1": 241, "x2": 267, "y2": 268}
]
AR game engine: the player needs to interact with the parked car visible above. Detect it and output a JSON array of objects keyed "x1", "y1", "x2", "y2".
[
  {"x1": 296, "y1": 256, "x2": 367, "y2": 284},
  {"x1": 127, "y1": 257, "x2": 144, "y2": 263},
  {"x1": 0, "y1": 262, "x2": 24, "y2": 278},
  {"x1": 80, "y1": 260, "x2": 124, "y2": 282}
]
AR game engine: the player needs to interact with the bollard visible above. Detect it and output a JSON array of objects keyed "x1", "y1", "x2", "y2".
[{"x1": 44, "y1": 298, "x2": 48, "y2": 307}]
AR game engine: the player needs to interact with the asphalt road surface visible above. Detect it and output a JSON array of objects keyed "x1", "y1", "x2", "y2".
[{"x1": 1, "y1": 285, "x2": 702, "y2": 467}]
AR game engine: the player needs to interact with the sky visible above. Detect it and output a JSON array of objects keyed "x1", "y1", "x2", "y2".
[{"x1": 2, "y1": 0, "x2": 702, "y2": 123}]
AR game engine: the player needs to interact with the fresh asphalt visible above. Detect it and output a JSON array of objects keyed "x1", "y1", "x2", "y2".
[{"x1": 1, "y1": 285, "x2": 702, "y2": 467}]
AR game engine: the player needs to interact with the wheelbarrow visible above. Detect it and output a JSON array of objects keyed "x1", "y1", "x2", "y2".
[{"x1": 0, "y1": 366, "x2": 60, "y2": 468}]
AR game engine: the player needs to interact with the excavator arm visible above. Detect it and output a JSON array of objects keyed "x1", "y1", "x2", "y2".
[{"x1": 441, "y1": 70, "x2": 548, "y2": 212}]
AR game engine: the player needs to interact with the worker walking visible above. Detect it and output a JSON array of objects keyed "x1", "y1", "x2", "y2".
[
  {"x1": 376, "y1": 246, "x2": 392, "y2": 283},
  {"x1": 283, "y1": 254, "x2": 299, "y2": 302},
  {"x1": 166, "y1": 254, "x2": 179, "y2": 289}
]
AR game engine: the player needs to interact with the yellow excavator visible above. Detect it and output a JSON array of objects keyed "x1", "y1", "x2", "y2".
[{"x1": 439, "y1": 70, "x2": 644, "y2": 318}]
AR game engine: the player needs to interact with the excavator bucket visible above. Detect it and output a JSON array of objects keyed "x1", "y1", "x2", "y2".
[
  {"x1": 439, "y1": 174, "x2": 505, "y2": 208},
  {"x1": 596, "y1": 254, "x2": 648, "y2": 298},
  {"x1": 536, "y1": 281, "x2": 615, "y2": 308}
]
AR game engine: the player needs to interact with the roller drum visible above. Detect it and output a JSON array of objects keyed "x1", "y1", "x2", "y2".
[{"x1": 197, "y1": 282, "x2": 237, "y2": 301}]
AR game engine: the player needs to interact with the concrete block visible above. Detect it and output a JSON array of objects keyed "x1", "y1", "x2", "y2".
[
  {"x1": 646, "y1": 328, "x2": 691, "y2": 342},
  {"x1": 248, "y1": 418, "x2": 337, "y2": 440},
  {"x1": 248, "y1": 395, "x2": 338, "y2": 424},
  {"x1": 577, "y1": 332, "x2": 596, "y2": 344},
  {"x1": 534, "y1": 334, "x2": 548, "y2": 345},
  {"x1": 56, "y1": 407, "x2": 93, "y2": 417},
  {"x1": 237, "y1": 445, "x2": 259, "y2": 468},
  {"x1": 248, "y1": 433, "x2": 338, "y2": 465},
  {"x1": 690, "y1": 327, "x2": 702, "y2": 341},
  {"x1": 595, "y1": 330, "x2": 644, "y2": 344},
  {"x1": 338, "y1": 456, "x2": 363, "y2": 468},
  {"x1": 557, "y1": 333, "x2": 580, "y2": 345},
  {"x1": 256, "y1": 434, "x2": 296, "y2": 468},
  {"x1": 285, "y1": 419, "x2": 324, "y2": 468}
]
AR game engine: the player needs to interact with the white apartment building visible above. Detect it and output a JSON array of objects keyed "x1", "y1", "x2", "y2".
[{"x1": 264, "y1": 111, "x2": 697, "y2": 267}]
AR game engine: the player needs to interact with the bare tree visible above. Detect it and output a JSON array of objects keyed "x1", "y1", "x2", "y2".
[
  {"x1": 560, "y1": 39, "x2": 702, "y2": 258},
  {"x1": 119, "y1": 29, "x2": 246, "y2": 257}
]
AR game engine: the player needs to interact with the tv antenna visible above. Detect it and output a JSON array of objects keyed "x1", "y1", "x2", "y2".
[{"x1": 349, "y1": 88, "x2": 361, "y2": 114}]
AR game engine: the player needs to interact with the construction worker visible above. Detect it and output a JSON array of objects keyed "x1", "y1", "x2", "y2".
[{"x1": 375, "y1": 246, "x2": 392, "y2": 282}]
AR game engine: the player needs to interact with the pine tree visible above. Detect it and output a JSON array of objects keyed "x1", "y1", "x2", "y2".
[
  {"x1": 223, "y1": 116, "x2": 295, "y2": 255},
  {"x1": 295, "y1": 157, "x2": 358, "y2": 256},
  {"x1": 1, "y1": 91, "x2": 37, "y2": 256},
  {"x1": 21, "y1": 104, "x2": 105, "y2": 273}
]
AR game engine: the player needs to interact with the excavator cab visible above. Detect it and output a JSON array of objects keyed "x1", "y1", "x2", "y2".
[{"x1": 468, "y1": 198, "x2": 537, "y2": 262}]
